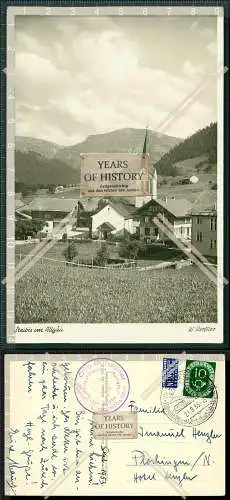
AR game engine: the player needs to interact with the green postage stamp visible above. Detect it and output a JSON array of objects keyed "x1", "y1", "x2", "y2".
[{"x1": 183, "y1": 360, "x2": 216, "y2": 398}]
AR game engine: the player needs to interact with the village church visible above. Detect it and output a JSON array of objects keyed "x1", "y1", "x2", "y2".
[{"x1": 91, "y1": 128, "x2": 192, "y2": 243}]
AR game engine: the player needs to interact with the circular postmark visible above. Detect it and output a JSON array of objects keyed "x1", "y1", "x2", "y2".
[
  {"x1": 161, "y1": 366, "x2": 218, "y2": 427},
  {"x1": 74, "y1": 358, "x2": 130, "y2": 413}
]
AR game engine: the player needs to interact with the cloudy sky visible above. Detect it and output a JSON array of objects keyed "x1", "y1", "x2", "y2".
[{"x1": 15, "y1": 15, "x2": 219, "y2": 146}]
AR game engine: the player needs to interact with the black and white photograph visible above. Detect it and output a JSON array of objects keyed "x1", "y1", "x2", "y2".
[{"x1": 7, "y1": 6, "x2": 224, "y2": 343}]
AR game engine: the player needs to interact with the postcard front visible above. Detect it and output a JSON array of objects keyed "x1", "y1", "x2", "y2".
[
  {"x1": 6, "y1": 5, "x2": 225, "y2": 344},
  {"x1": 4, "y1": 353, "x2": 225, "y2": 496}
]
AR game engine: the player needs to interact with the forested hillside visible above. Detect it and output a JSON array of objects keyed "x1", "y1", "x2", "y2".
[
  {"x1": 154, "y1": 122, "x2": 217, "y2": 175},
  {"x1": 15, "y1": 150, "x2": 78, "y2": 186}
]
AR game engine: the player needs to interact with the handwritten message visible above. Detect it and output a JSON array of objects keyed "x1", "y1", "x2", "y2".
[
  {"x1": 5, "y1": 359, "x2": 109, "y2": 496},
  {"x1": 5, "y1": 355, "x2": 225, "y2": 496}
]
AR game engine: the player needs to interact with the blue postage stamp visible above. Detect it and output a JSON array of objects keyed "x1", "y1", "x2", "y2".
[{"x1": 162, "y1": 358, "x2": 179, "y2": 388}]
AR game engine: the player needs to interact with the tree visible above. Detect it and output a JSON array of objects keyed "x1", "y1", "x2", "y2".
[
  {"x1": 15, "y1": 220, "x2": 29, "y2": 240},
  {"x1": 95, "y1": 244, "x2": 110, "y2": 266},
  {"x1": 97, "y1": 198, "x2": 108, "y2": 211},
  {"x1": 119, "y1": 238, "x2": 142, "y2": 260},
  {"x1": 77, "y1": 211, "x2": 91, "y2": 228},
  {"x1": 47, "y1": 184, "x2": 56, "y2": 194},
  {"x1": 31, "y1": 219, "x2": 45, "y2": 235},
  {"x1": 204, "y1": 164, "x2": 212, "y2": 173},
  {"x1": 62, "y1": 241, "x2": 78, "y2": 263},
  {"x1": 31, "y1": 184, "x2": 38, "y2": 193},
  {"x1": 21, "y1": 185, "x2": 34, "y2": 197},
  {"x1": 15, "y1": 219, "x2": 45, "y2": 240},
  {"x1": 15, "y1": 182, "x2": 26, "y2": 193},
  {"x1": 208, "y1": 148, "x2": 217, "y2": 165},
  {"x1": 154, "y1": 122, "x2": 217, "y2": 176}
]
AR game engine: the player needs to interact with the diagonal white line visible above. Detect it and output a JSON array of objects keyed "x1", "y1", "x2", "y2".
[
  {"x1": 3, "y1": 213, "x2": 75, "y2": 285},
  {"x1": 153, "y1": 216, "x2": 217, "y2": 285},
  {"x1": 153, "y1": 214, "x2": 227, "y2": 289},
  {"x1": 16, "y1": 212, "x2": 74, "y2": 273},
  {"x1": 156, "y1": 213, "x2": 228, "y2": 288},
  {"x1": 156, "y1": 66, "x2": 228, "y2": 134},
  {"x1": 14, "y1": 213, "x2": 76, "y2": 283}
]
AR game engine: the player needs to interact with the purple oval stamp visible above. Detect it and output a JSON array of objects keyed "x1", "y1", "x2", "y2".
[{"x1": 74, "y1": 358, "x2": 130, "y2": 413}]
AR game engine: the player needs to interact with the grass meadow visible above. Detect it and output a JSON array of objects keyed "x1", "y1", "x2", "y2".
[{"x1": 15, "y1": 247, "x2": 217, "y2": 323}]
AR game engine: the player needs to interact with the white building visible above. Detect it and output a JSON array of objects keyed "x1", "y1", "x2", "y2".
[
  {"x1": 54, "y1": 185, "x2": 64, "y2": 193},
  {"x1": 134, "y1": 196, "x2": 192, "y2": 243},
  {"x1": 19, "y1": 198, "x2": 80, "y2": 240},
  {"x1": 91, "y1": 201, "x2": 138, "y2": 239},
  {"x1": 190, "y1": 175, "x2": 199, "y2": 184}
]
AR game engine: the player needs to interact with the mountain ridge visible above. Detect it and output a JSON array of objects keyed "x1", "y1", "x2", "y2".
[
  {"x1": 56, "y1": 128, "x2": 182, "y2": 175},
  {"x1": 15, "y1": 124, "x2": 216, "y2": 188},
  {"x1": 15, "y1": 136, "x2": 62, "y2": 159},
  {"x1": 15, "y1": 127, "x2": 182, "y2": 185}
]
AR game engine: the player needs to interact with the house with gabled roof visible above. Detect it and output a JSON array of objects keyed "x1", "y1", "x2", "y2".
[
  {"x1": 18, "y1": 198, "x2": 86, "y2": 239},
  {"x1": 19, "y1": 197, "x2": 80, "y2": 219},
  {"x1": 91, "y1": 200, "x2": 139, "y2": 239},
  {"x1": 133, "y1": 196, "x2": 192, "y2": 243}
]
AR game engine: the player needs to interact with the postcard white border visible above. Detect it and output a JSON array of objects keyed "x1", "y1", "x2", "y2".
[{"x1": 6, "y1": 6, "x2": 225, "y2": 344}]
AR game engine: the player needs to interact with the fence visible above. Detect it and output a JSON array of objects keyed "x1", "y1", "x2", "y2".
[
  {"x1": 15, "y1": 254, "x2": 137, "y2": 270},
  {"x1": 15, "y1": 253, "x2": 195, "y2": 272},
  {"x1": 138, "y1": 261, "x2": 175, "y2": 271}
]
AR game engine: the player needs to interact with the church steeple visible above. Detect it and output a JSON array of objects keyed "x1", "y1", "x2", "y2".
[
  {"x1": 142, "y1": 125, "x2": 148, "y2": 156},
  {"x1": 135, "y1": 127, "x2": 152, "y2": 208}
]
